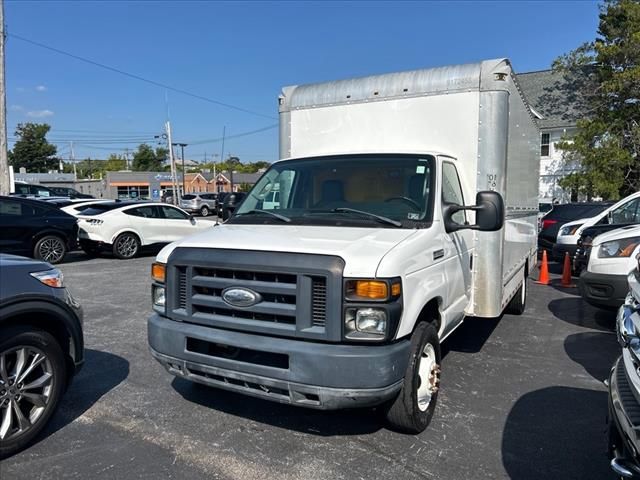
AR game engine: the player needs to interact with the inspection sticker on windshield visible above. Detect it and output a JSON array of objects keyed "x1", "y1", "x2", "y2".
[
  {"x1": 408, "y1": 213, "x2": 420, "y2": 220},
  {"x1": 415, "y1": 166, "x2": 426, "y2": 174}
]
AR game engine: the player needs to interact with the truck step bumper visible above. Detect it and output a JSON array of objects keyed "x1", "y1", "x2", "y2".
[{"x1": 148, "y1": 313, "x2": 409, "y2": 409}]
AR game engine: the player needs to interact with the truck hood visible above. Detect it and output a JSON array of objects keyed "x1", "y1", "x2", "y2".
[
  {"x1": 593, "y1": 224, "x2": 640, "y2": 246},
  {"x1": 156, "y1": 224, "x2": 418, "y2": 277}
]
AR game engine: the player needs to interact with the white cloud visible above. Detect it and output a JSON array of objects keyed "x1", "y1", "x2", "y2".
[
  {"x1": 26, "y1": 109, "x2": 54, "y2": 118},
  {"x1": 9, "y1": 105, "x2": 23, "y2": 111},
  {"x1": 35, "y1": 85, "x2": 47, "y2": 92}
]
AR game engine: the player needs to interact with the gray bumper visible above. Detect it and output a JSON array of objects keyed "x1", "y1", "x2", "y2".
[
  {"x1": 579, "y1": 271, "x2": 628, "y2": 309},
  {"x1": 148, "y1": 313, "x2": 409, "y2": 409}
]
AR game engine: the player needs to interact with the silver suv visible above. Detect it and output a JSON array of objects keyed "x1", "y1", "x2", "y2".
[{"x1": 180, "y1": 193, "x2": 217, "y2": 217}]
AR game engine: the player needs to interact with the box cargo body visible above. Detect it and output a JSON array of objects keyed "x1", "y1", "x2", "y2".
[
  {"x1": 148, "y1": 58, "x2": 539, "y2": 432},
  {"x1": 279, "y1": 58, "x2": 539, "y2": 316}
]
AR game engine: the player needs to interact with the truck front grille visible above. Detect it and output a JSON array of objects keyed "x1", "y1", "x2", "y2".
[{"x1": 168, "y1": 249, "x2": 344, "y2": 341}]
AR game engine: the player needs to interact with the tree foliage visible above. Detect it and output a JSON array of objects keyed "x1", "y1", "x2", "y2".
[
  {"x1": 132, "y1": 144, "x2": 168, "y2": 171},
  {"x1": 555, "y1": 0, "x2": 640, "y2": 200},
  {"x1": 8, "y1": 123, "x2": 58, "y2": 173}
]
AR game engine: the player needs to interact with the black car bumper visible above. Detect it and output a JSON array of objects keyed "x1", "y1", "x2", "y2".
[
  {"x1": 148, "y1": 313, "x2": 409, "y2": 409},
  {"x1": 579, "y1": 271, "x2": 628, "y2": 309},
  {"x1": 609, "y1": 356, "x2": 640, "y2": 477}
]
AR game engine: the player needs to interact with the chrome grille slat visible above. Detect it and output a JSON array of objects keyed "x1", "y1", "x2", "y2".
[{"x1": 191, "y1": 294, "x2": 296, "y2": 316}]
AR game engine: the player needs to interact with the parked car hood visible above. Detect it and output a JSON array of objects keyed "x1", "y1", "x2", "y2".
[
  {"x1": 593, "y1": 224, "x2": 640, "y2": 246},
  {"x1": 156, "y1": 224, "x2": 419, "y2": 277}
]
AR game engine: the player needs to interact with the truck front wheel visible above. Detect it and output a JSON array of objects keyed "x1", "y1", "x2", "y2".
[{"x1": 385, "y1": 321, "x2": 441, "y2": 434}]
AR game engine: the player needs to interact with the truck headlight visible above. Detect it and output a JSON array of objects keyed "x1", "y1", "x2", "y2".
[
  {"x1": 598, "y1": 237, "x2": 640, "y2": 258},
  {"x1": 153, "y1": 285, "x2": 166, "y2": 307},
  {"x1": 560, "y1": 224, "x2": 582, "y2": 236},
  {"x1": 345, "y1": 307, "x2": 387, "y2": 340}
]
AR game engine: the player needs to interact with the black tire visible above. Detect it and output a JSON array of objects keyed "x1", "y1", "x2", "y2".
[
  {"x1": 33, "y1": 235, "x2": 67, "y2": 264},
  {"x1": 200, "y1": 206, "x2": 210, "y2": 217},
  {"x1": 506, "y1": 278, "x2": 527, "y2": 315},
  {"x1": 112, "y1": 232, "x2": 140, "y2": 259},
  {"x1": 385, "y1": 322, "x2": 441, "y2": 434},
  {"x1": 0, "y1": 326, "x2": 67, "y2": 459}
]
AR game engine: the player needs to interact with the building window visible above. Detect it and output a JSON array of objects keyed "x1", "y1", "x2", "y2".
[
  {"x1": 117, "y1": 185, "x2": 150, "y2": 199},
  {"x1": 541, "y1": 133, "x2": 550, "y2": 157}
]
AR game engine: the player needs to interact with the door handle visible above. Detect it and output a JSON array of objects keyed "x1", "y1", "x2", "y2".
[{"x1": 433, "y1": 249, "x2": 444, "y2": 260}]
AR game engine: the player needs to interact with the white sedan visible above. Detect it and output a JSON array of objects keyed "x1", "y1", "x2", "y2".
[{"x1": 76, "y1": 201, "x2": 213, "y2": 259}]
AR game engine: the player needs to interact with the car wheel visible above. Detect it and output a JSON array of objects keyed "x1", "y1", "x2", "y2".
[
  {"x1": 200, "y1": 206, "x2": 209, "y2": 217},
  {"x1": 0, "y1": 326, "x2": 67, "y2": 459},
  {"x1": 385, "y1": 321, "x2": 441, "y2": 434},
  {"x1": 112, "y1": 233, "x2": 140, "y2": 259},
  {"x1": 33, "y1": 236, "x2": 67, "y2": 265},
  {"x1": 506, "y1": 278, "x2": 527, "y2": 315}
]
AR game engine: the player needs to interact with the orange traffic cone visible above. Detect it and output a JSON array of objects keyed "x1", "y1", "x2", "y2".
[
  {"x1": 535, "y1": 250, "x2": 550, "y2": 285},
  {"x1": 560, "y1": 252, "x2": 576, "y2": 287}
]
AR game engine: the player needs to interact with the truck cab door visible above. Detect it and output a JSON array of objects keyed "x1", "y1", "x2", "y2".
[{"x1": 440, "y1": 162, "x2": 473, "y2": 333}]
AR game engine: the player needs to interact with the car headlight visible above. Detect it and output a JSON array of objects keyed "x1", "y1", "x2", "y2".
[
  {"x1": 598, "y1": 237, "x2": 640, "y2": 258},
  {"x1": 345, "y1": 307, "x2": 387, "y2": 340},
  {"x1": 560, "y1": 224, "x2": 582, "y2": 236},
  {"x1": 153, "y1": 285, "x2": 166, "y2": 307},
  {"x1": 30, "y1": 269, "x2": 64, "y2": 288},
  {"x1": 151, "y1": 262, "x2": 167, "y2": 311}
]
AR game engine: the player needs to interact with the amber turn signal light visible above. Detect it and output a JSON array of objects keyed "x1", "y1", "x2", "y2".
[{"x1": 151, "y1": 263, "x2": 166, "y2": 283}]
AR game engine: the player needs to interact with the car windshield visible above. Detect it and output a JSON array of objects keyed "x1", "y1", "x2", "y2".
[{"x1": 230, "y1": 154, "x2": 434, "y2": 228}]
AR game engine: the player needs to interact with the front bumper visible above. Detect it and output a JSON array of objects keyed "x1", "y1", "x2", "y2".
[
  {"x1": 579, "y1": 271, "x2": 628, "y2": 309},
  {"x1": 609, "y1": 356, "x2": 640, "y2": 477},
  {"x1": 551, "y1": 242, "x2": 578, "y2": 263},
  {"x1": 148, "y1": 313, "x2": 409, "y2": 409}
]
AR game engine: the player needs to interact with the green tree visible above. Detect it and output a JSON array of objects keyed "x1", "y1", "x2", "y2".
[
  {"x1": 131, "y1": 144, "x2": 168, "y2": 171},
  {"x1": 555, "y1": 0, "x2": 640, "y2": 200},
  {"x1": 8, "y1": 123, "x2": 58, "y2": 172},
  {"x1": 104, "y1": 153, "x2": 127, "y2": 171}
]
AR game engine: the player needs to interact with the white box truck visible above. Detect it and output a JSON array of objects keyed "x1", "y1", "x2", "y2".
[{"x1": 147, "y1": 58, "x2": 539, "y2": 433}]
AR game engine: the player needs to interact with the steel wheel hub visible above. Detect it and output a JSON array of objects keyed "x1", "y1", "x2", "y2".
[
  {"x1": 0, "y1": 346, "x2": 53, "y2": 441},
  {"x1": 416, "y1": 343, "x2": 440, "y2": 412},
  {"x1": 117, "y1": 236, "x2": 137, "y2": 257}
]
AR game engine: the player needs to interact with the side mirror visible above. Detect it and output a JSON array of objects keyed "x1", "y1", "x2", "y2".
[
  {"x1": 444, "y1": 191, "x2": 504, "y2": 233},
  {"x1": 189, "y1": 215, "x2": 196, "y2": 225}
]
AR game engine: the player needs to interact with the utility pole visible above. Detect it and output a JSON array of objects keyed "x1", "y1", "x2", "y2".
[
  {"x1": 172, "y1": 142, "x2": 187, "y2": 195},
  {"x1": 0, "y1": 0, "x2": 9, "y2": 195},
  {"x1": 165, "y1": 121, "x2": 179, "y2": 204},
  {"x1": 70, "y1": 141, "x2": 77, "y2": 179}
]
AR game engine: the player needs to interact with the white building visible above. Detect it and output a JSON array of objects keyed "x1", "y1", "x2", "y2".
[{"x1": 518, "y1": 68, "x2": 589, "y2": 203}]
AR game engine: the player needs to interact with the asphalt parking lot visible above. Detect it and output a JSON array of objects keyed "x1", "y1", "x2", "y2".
[{"x1": 0, "y1": 256, "x2": 620, "y2": 479}]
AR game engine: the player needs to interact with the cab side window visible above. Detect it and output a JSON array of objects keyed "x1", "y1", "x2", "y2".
[
  {"x1": 442, "y1": 162, "x2": 466, "y2": 224},
  {"x1": 610, "y1": 198, "x2": 640, "y2": 224}
]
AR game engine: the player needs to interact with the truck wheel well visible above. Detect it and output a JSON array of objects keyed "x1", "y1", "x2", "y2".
[
  {"x1": 0, "y1": 312, "x2": 75, "y2": 382},
  {"x1": 415, "y1": 298, "x2": 442, "y2": 333}
]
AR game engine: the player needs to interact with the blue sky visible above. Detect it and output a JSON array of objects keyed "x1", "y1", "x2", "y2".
[{"x1": 6, "y1": 0, "x2": 600, "y2": 164}]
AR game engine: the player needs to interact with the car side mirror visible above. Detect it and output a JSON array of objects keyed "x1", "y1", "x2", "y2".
[
  {"x1": 444, "y1": 191, "x2": 504, "y2": 233},
  {"x1": 189, "y1": 215, "x2": 196, "y2": 225}
]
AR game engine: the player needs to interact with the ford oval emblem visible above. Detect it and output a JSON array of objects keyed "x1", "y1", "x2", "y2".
[{"x1": 221, "y1": 287, "x2": 262, "y2": 307}]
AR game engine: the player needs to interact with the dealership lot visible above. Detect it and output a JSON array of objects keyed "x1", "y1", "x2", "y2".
[{"x1": 0, "y1": 255, "x2": 620, "y2": 479}]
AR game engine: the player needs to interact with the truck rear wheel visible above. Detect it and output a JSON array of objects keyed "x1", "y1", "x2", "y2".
[
  {"x1": 385, "y1": 321, "x2": 441, "y2": 434},
  {"x1": 506, "y1": 279, "x2": 527, "y2": 315}
]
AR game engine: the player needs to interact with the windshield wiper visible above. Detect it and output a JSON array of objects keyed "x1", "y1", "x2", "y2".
[
  {"x1": 235, "y1": 209, "x2": 291, "y2": 223},
  {"x1": 332, "y1": 208, "x2": 402, "y2": 227}
]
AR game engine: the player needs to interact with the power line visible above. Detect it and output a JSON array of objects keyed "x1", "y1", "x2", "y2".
[
  {"x1": 9, "y1": 32, "x2": 277, "y2": 121},
  {"x1": 187, "y1": 124, "x2": 278, "y2": 146}
]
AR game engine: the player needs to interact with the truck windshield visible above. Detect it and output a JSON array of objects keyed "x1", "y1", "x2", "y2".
[{"x1": 231, "y1": 154, "x2": 434, "y2": 228}]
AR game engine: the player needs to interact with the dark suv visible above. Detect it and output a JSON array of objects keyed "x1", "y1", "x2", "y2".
[
  {"x1": 0, "y1": 254, "x2": 84, "y2": 458},
  {"x1": 538, "y1": 202, "x2": 613, "y2": 259},
  {"x1": 221, "y1": 192, "x2": 247, "y2": 220},
  {"x1": 0, "y1": 196, "x2": 78, "y2": 264}
]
